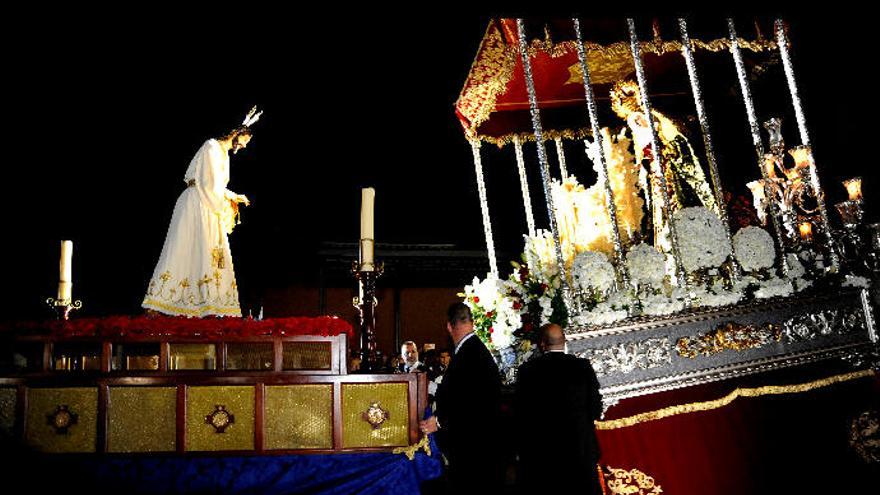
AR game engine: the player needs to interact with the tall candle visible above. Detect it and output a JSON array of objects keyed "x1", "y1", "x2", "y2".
[
  {"x1": 58, "y1": 240, "x2": 73, "y2": 301},
  {"x1": 360, "y1": 188, "x2": 375, "y2": 268}
]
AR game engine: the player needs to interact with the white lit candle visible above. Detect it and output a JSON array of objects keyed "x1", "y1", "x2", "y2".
[
  {"x1": 58, "y1": 240, "x2": 73, "y2": 301},
  {"x1": 360, "y1": 188, "x2": 375, "y2": 269}
]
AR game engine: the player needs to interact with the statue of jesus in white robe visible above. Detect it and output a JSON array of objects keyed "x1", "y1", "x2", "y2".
[{"x1": 143, "y1": 135, "x2": 250, "y2": 317}]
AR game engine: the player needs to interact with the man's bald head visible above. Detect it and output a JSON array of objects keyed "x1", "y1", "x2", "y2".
[{"x1": 538, "y1": 323, "x2": 566, "y2": 351}]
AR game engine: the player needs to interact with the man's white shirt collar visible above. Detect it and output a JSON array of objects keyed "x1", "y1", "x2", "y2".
[{"x1": 454, "y1": 332, "x2": 476, "y2": 354}]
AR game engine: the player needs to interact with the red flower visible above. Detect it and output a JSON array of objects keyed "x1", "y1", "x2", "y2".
[
  {"x1": 473, "y1": 296, "x2": 480, "y2": 304},
  {"x1": 485, "y1": 311, "x2": 495, "y2": 319},
  {"x1": 541, "y1": 283, "x2": 549, "y2": 292},
  {"x1": 0, "y1": 315, "x2": 354, "y2": 341},
  {"x1": 513, "y1": 302, "x2": 522, "y2": 310},
  {"x1": 488, "y1": 327, "x2": 494, "y2": 333}
]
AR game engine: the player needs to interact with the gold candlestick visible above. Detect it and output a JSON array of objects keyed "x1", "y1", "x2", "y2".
[
  {"x1": 46, "y1": 297, "x2": 82, "y2": 320},
  {"x1": 352, "y1": 260, "x2": 384, "y2": 372}
]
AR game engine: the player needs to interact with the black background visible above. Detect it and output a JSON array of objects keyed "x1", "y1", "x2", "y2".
[{"x1": 2, "y1": 5, "x2": 875, "y2": 320}]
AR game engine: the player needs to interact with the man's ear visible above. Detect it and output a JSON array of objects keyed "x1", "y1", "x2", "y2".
[{"x1": 446, "y1": 322, "x2": 453, "y2": 334}]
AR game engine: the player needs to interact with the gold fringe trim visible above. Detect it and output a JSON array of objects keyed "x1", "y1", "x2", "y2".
[
  {"x1": 142, "y1": 298, "x2": 242, "y2": 318},
  {"x1": 595, "y1": 369, "x2": 877, "y2": 430},
  {"x1": 392, "y1": 434, "x2": 432, "y2": 461},
  {"x1": 483, "y1": 127, "x2": 594, "y2": 148},
  {"x1": 526, "y1": 37, "x2": 776, "y2": 59}
]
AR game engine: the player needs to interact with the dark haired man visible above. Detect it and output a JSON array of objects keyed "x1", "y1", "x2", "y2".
[{"x1": 419, "y1": 302, "x2": 503, "y2": 491}]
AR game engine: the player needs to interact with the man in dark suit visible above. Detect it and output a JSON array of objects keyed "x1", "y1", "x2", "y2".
[
  {"x1": 515, "y1": 323, "x2": 604, "y2": 494},
  {"x1": 396, "y1": 340, "x2": 425, "y2": 373},
  {"x1": 419, "y1": 303, "x2": 503, "y2": 492}
]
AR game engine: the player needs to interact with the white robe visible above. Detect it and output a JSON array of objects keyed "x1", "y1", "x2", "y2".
[{"x1": 142, "y1": 139, "x2": 242, "y2": 317}]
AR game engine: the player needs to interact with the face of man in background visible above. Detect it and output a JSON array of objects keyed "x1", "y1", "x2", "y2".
[
  {"x1": 401, "y1": 343, "x2": 418, "y2": 365},
  {"x1": 439, "y1": 351, "x2": 451, "y2": 368}
]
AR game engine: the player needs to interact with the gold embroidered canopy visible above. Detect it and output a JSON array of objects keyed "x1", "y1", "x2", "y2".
[{"x1": 455, "y1": 18, "x2": 776, "y2": 146}]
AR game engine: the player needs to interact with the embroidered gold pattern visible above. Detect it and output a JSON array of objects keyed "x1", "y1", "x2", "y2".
[
  {"x1": 595, "y1": 370, "x2": 876, "y2": 430},
  {"x1": 602, "y1": 466, "x2": 663, "y2": 495},
  {"x1": 212, "y1": 247, "x2": 225, "y2": 269},
  {"x1": 455, "y1": 20, "x2": 518, "y2": 139},
  {"x1": 456, "y1": 20, "x2": 776, "y2": 144},
  {"x1": 144, "y1": 267, "x2": 240, "y2": 317}
]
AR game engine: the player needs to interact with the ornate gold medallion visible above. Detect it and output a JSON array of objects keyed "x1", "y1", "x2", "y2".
[
  {"x1": 205, "y1": 405, "x2": 235, "y2": 433},
  {"x1": 47, "y1": 405, "x2": 78, "y2": 434},
  {"x1": 362, "y1": 402, "x2": 389, "y2": 430}
]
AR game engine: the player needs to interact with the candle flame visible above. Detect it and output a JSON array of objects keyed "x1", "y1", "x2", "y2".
[{"x1": 843, "y1": 177, "x2": 862, "y2": 201}]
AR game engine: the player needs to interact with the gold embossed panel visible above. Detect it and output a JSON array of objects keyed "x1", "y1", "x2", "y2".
[
  {"x1": 169, "y1": 343, "x2": 217, "y2": 370},
  {"x1": 108, "y1": 387, "x2": 176, "y2": 453},
  {"x1": 342, "y1": 382, "x2": 409, "y2": 448},
  {"x1": 186, "y1": 386, "x2": 254, "y2": 452},
  {"x1": 265, "y1": 385, "x2": 333, "y2": 450},
  {"x1": 226, "y1": 343, "x2": 274, "y2": 370},
  {"x1": 283, "y1": 342, "x2": 331, "y2": 370},
  {"x1": 26, "y1": 387, "x2": 97, "y2": 453},
  {"x1": 0, "y1": 388, "x2": 16, "y2": 436}
]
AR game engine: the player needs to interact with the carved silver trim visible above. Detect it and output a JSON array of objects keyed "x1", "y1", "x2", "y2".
[
  {"x1": 782, "y1": 307, "x2": 866, "y2": 342},
  {"x1": 576, "y1": 337, "x2": 671, "y2": 377},
  {"x1": 599, "y1": 342, "x2": 873, "y2": 403},
  {"x1": 566, "y1": 291, "x2": 865, "y2": 340}
]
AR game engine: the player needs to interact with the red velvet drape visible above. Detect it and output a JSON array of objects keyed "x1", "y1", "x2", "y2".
[{"x1": 596, "y1": 370, "x2": 879, "y2": 494}]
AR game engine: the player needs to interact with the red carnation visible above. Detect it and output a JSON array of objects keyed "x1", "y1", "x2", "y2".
[{"x1": 473, "y1": 296, "x2": 480, "y2": 303}]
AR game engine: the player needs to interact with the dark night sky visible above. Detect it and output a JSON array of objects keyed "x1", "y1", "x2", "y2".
[{"x1": 2, "y1": 7, "x2": 875, "y2": 319}]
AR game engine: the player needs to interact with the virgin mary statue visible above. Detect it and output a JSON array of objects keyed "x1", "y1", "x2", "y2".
[{"x1": 142, "y1": 107, "x2": 261, "y2": 317}]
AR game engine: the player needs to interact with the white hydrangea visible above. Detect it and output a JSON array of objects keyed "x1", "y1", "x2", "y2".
[
  {"x1": 571, "y1": 250, "x2": 616, "y2": 294},
  {"x1": 753, "y1": 277, "x2": 794, "y2": 299},
  {"x1": 733, "y1": 226, "x2": 776, "y2": 272},
  {"x1": 673, "y1": 206, "x2": 733, "y2": 273},
  {"x1": 785, "y1": 253, "x2": 806, "y2": 279},
  {"x1": 691, "y1": 287, "x2": 743, "y2": 308},
  {"x1": 574, "y1": 306, "x2": 629, "y2": 327},
  {"x1": 843, "y1": 275, "x2": 871, "y2": 289},
  {"x1": 625, "y1": 243, "x2": 666, "y2": 290},
  {"x1": 640, "y1": 291, "x2": 687, "y2": 316}
]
